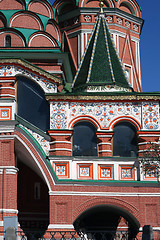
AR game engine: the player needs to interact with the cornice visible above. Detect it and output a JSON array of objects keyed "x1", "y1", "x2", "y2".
[
  {"x1": 46, "y1": 94, "x2": 160, "y2": 101},
  {"x1": 58, "y1": 7, "x2": 144, "y2": 26},
  {"x1": 0, "y1": 58, "x2": 62, "y2": 84}
]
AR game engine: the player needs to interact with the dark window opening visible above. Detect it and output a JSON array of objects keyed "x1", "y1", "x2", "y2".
[
  {"x1": 5, "y1": 35, "x2": 11, "y2": 47},
  {"x1": 17, "y1": 76, "x2": 50, "y2": 132},
  {"x1": 73, "y1": 122, "x2": 97, "y2": 156},
  {"x1": 113, "y1": 122, "x2": 137, "y2": 157}
]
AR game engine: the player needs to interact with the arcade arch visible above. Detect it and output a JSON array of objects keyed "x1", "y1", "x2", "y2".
[{"x1": 73, "y1": 204, "x2": 140, "y2": 239}]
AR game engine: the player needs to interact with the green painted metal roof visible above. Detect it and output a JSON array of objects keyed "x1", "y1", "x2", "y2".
[{"x1": 71, "y1": 14, "x2": 131, "y2": 93}]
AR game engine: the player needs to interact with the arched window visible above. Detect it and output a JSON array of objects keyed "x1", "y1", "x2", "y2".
[
  {"x1": 73, "y1": 122, "x2": 97, "y2": 156},
  {"x1": 17, "y1": 76, "x2": 50, "y2": 132},
  {"x1": 113, "y1": 122, "x2": 137, "y2": 157},
  {"x1": 5, "y1": 35, "x2": 11, "y2": 47}
]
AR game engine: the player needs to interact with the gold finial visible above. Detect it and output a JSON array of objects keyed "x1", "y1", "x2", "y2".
[{"x1": 99, "y1": 0, "x2": 104, "y2": 13}]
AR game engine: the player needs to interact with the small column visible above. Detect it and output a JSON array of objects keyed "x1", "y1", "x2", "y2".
[
  {"x1": 137, "y1": 131, "x2": 159, "y2": 157},
  {"x1": 48, "y1": 130, "x2": 73, "y2": 156},
  {"x1": 96, "y1": 132, "x2": 113, "y2": 157},
  {"x1": 0, "y1": 121, "x2": 18, "y2": 230}
]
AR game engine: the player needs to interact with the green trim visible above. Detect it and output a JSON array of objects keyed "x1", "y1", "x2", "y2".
[
  {"x1": 16, "y1": 115, "x2": 50, "y2": 141},
  {"x1": 14, "y1": 28, "x2": 38, "y2": 45},
  {"x1": 46, "y1": 159, "x2": 59, "y2": 181},
  {"x1": 17, "y1": 125, "x2": 47, "y2": 158},
  {"x1": 0, "y1": 48, "x2": 61, "y2": 53},
  {"x1": 36, "y1": 13, "x2": 50, "y2": 31},
  {"x1": 56, "y1": 179, "x2": 160, "y2": 184},
  {"x1": 1, "y1": 10, "x2": 18, "y2": 27}
]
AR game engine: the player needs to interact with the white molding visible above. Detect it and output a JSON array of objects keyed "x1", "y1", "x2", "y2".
[
  {"x1": 5, "y1": 168, "x2": 18, "y2": 175},
  {"x1": 49, "y1": 191, "x2": 160, "y2": 197},
  {"x1": 0, "y1": 135, "x2": 15, "y2": 139},
  {"x1": 98, "y1": 150, "x2": 112, "y2": 153},
  {"x1": 50, "y1": 141, "x2": 71, "y2": 144},
  {"x1": 49, "y1": 148, "x2": 72, "y2": 152},
  {"x1": 49, "y1": 133, "x2": 72, "y2": 136},
  {"x1": 0, "y1": 209, "x2": 18, "y2": 214},
  {"x1": 29, "y1": 34, "x2": 55, "y2": 47},
  {"x1": 138, "y1": 142, "x2": 158, "y2": 145},
  {"x1": 48, "y1": 224, "x2": 74, "y2": 229},
  {"x1": 0, "y1": 94, "x2": 15, "y2": 98},
  {"x1": 138, "y1": 149, "x2": 157, "y2": 153},
  {"x1": 0, "y1": 87, "x2": 15, "y2": 90},
  {"x1": 0, "y1": 169, "x2": 3, "y2": 174},
  {"x1": 98, "y1": 143, "x2": 111, "y2": 146},
  {"x1": 0, "y1": 221, "x2": 3, "y2": 227},
  {"x1": 0, "y1": 80, "x2": 15, "y2": 83},
  {"x1": 97, "y1": 135, "x2": 113, "y2": 138},
  {"x1": 138, "y1": 134, "x2": 160, "y2": 137}
]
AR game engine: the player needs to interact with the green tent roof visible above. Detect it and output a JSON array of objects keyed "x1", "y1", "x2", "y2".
[{"x1": 71, "y1": 14, "x2": 132, "y2": 93}]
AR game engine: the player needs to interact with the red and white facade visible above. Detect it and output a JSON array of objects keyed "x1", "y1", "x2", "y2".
[{"x1": 0, "y1": 0, "x2": 160, "y2": 238}]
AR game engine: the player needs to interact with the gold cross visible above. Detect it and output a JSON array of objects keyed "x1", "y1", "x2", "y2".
[{"x1": 99, "y1": 0, "x2": 104, "y2": 13}]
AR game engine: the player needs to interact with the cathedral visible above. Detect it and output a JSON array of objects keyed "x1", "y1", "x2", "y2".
[{"x1": 0, "y1": 0, "x2": 160, "y2": 239}]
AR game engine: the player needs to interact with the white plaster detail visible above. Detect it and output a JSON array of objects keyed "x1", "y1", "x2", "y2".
[
  {"x1": 0, "y1": 66, "x2": 57, "y2": 93},
  {"x1": 5, "y1": 168, "x2": 18, "y2": 174},
  {"x1": 19, "y1": 124, "x2": 50, "y2": 156},
  {"x1": 106, "y1": 16, "x2": 112, "y2": 23},
  {"x1": 84, "y1": 15, "x2": 91, "y2": 22},
  {"x1": 49, "y1": 148, "x2": 72, "y2": 152},
  {"x1": 49, "y1": 191, "x2": 160, "y2": 197},
  {"x1": 98, "y1": 142, "x2": 111, "y2": 145},
  {"x1": 28, "y1": 34, "x2": 55, "y2": 47},
  {"x1": 48, "y1": 224, "x2": 74, "y2": 229},
  {"x1": 50, "y1": 101, "x2": 144, "y2": 130},
  {"x1": 0, "y1": 209, "x2": 18, "y2": 214},
  {"x1": 98, "y1": 150, "x2": 112, "y2": 153},
  {"x1": 142, "y1": 102, "x2": 159, "y2": 130},
  {"x1": 50, "y1": 141, "x2": 71, "y2": 144}
]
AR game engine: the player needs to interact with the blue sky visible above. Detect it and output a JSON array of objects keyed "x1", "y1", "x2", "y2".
[{"x1": 49, "y1": 0, "x2": 160, "y2": 92}]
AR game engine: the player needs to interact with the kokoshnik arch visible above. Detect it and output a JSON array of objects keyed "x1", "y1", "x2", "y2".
[{"x1": 0, "y1": 0, "x2": 160, "y2": 238}]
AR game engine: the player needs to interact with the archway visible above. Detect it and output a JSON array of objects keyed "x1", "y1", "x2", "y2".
[
  {"x1": 15, "y1": 133, "x2": 51, "y2": 237},
  {"x1": 73, "y1": 205, "x2": 140, "y2": 240}
]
